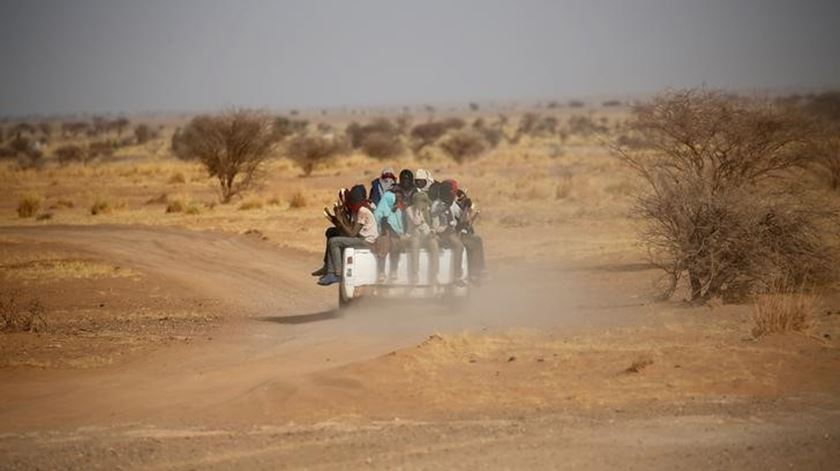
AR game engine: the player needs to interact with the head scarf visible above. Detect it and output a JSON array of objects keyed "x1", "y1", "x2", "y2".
[
  {"x1": 439, "y1": 180, "x2": 458, "y2": 205},
  {"x1": 398, "y1": 169, "x2": 414, "y2": 192},
  {"x1": 380, "y1": 167, "x2": 397, "y2": 192},
  {"x1": 414, "y1": 168, "x2": 434, "y2": 191},
  {"x1": 347, "y1": 184, "x2": 368, "y2": 214}
]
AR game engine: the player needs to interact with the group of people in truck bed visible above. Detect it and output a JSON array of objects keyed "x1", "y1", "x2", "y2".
[{"x1": 312, "y1": 168, "x2": 486, "y2": 287}]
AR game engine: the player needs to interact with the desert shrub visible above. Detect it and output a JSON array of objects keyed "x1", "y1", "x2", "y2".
[
  {"x1": 410, "y1": 121, "x2": 449, "y2": 151},
  {"x1": 273, "y1": 116, "x2": 308, "y2": 141},
  {"x1": 87, "y1": 141, "x2": 115, "y2": 160},
  {"x1": 54, "y1": 144, "x2": 86, "y2": 165},
  {"x1": 439, "y1": 129, "x2": 487, "y2": 164},
  {"x1": 285, "y1": 134, "x2": 346, "y2": 176},
  {"x1": 288, "y1": 190, "x2": 307, "y2": 208},
  {"x1": 90, "y1": 198, "x2": 111, "y2": 215},
  {"x1": 568, "y1": 115, "x2": 607, "y2": 137},
  {"x1": 472, "y1": 118, "x2": 503, "y2": 148},
  {"x1": 17, "y1": 194, "x2": 42, "y2": 218},
  {"x1": 602, "y1": 100, "x2": 623, "y2": 107},
  {"x1": 613, "y1": 89, "x2": 833, "y2": 303},
  {"x1": 16, "y1": 148, "x2": 43, "y2": 170},
  {"x1": 345, "y1": 118, "x2": 400, "y2": 149},
  {"x1": 0, "y1": 293, "x2": 46, "y2": 333},
  {"x1": 177, "y1": 109, "x2": 277, "y2": 202},
  {"x1": 9, "y1": 135, "x2": 32, "y2": 154},
  {"x1": 409, "y1": 118, "x2": 465, "y2": 152},
  {"x1": 751, "y1": 280, "x2": 816, "y2": 337},
  {"x1": 360, "y1": 131, "x2": 404, "y2": 159},
  {"x1": 168, "y1": 172, "x2": 186, "y2": 184},
  {"x1": 164, "y1": 196, "x2": 199, "y2": 214},
  {"x1": 165, "y1": 198, "x2": 185, "y2": 213},
  {"x1": 568, "y1": 100, "x2": 585, "y2": 108},
  {"x1": 134, "y1": 124, "x2": 156, "y2": 144}
]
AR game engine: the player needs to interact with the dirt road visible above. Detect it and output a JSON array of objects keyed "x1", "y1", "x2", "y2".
[{"x1": 1, "y1": 225, "x2": 838, "y2": 469}]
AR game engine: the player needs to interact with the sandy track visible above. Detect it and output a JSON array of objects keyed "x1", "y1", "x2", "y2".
[
  {"x1": 5, "y1": 225, "x2": 836, "y2": 469},
  {"x1": 0, "y1": 225, "x2": 605, "y2": 429}
]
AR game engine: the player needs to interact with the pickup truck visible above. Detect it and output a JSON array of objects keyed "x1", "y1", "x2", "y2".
[{"x1": 338, "y1": 247, "x2": 469, "y2": 307}]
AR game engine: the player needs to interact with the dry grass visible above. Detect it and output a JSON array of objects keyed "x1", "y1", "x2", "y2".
[
  {"x1": 0, "y1": 292, "x2": 46, "y2": 333},
  {"x1": 165, "y1": 195, "x2": 200, "y2": 214},
  {"x1": 751, "y1": 287, "x2": 818, "y2": 337},
  {"x1": 16, "y1": 194, "x2": 42, "y2": 218},
  {"x1": 168, "y1": 172, "x2": 186, "y2": 184},
  {"x1": 1, "y1": 259, "x2": 138, "y2": 281},
  {"x1": 238, "y1": 197, "x2": 264, "y2": 211},
  {"x1": 90, "y1": 198, "x2": 111, "y2": 215},
  {"x1": 288, "y1": 190, "x2": 308, "y2": 209}
]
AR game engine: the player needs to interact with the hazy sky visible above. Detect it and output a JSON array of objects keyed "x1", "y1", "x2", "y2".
[{"x1": 1, "y1": 0, "x2": 839, "y2": 116}]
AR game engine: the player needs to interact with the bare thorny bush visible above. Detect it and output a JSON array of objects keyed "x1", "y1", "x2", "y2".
[
  {"x1": 1, "y1": 292, "x2": 47, "y2": 333},
  {"x1": 612, "y1": 89, "x2": 837, "y2": 303},
  {"x1": 175, "y1": 109, "x2": 277, "y2": 203}
]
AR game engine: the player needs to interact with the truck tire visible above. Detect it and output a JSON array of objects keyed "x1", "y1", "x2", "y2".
[{"x1": 338, "y1": 285, "x2": 353, "y2": 308}]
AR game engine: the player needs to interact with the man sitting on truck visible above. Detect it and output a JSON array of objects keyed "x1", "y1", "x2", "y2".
[
  {"x1": 317, "y1": 185, "x2": 379, "y2": 286},
  {"x1": 431, "y1": 180, "x2": 466, "y2": 287},
  {"x1": 405, "y1": 191, "x2": 439, "y2": 286},
  {"x1": 455, "y1": 188, "x2": 487, "y2": 283},
  {"x1": 369, "y1": 167, "x2": 397, "y2": 206},
  {"x1": 372, "y1": 190, "x2": 406, "y2": 282}
]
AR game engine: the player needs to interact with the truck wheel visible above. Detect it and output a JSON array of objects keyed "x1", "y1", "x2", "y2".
[{"x1": 338, "y1": 286, "x2": 353, "y2": 309}]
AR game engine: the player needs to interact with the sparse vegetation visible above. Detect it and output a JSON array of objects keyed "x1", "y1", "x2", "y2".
[
  {"x1": 55, "y1": 144, "x2": 86, "y2": 165},
  {"x1": 613, "y1": 89, "x2": 834, "y2": 303},
  {"x1": 751, "y1": 280, "x2": 816, "y2": 337},
  {"x1": 288, "y1": 190, "x2": 308, "y2": 208},
  {"x1": 134, "y1": 124, "x2": 156, "y2": 144},
  {"x1": 0, "y1": 292, "x2": 46, "y2": 333},
  {"x1": 238, "y1": 197, "x2": 264, "y2": 211},
  {"x1": 90, "y1": 198, "x2": 111, "y2": 215},
  {"x1": 176, "y1": 109, "x2": 277, "y2": 202},
  {"x1": 439, "y1": 128, "x2": 487, "y2": 164},
  {"x1": 168, "y1": 172, "x2": 186, "y2": 184},
  {"x1": 285, "y1": 134, "x2": 346, "y2": 176},
  {"x1": 360, "y1": 131, "x2": 404, "y2": 159},
  {"x1": 17, "y1": 194, "x2": 42, "y2": 218}
]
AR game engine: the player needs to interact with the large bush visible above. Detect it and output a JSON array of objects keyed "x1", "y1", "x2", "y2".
[
  {"x1": 55, "y1": 144, "x2": 87, "y2": 165},
  {"x1": 177, "y1": 109, "x2": 277, "y2": 202},
  {"x1": 613, "y1": 89, "x2": 834, "y2": 303},
  {"x1": 439, "y1": 129, "x2": 487, "y2": 164},
  {"x1": 285, "y1": 134, "x2": 346, "y2": 176}
]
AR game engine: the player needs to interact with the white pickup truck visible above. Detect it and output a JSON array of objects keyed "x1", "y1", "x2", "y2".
[{"x1": 338, "y1": 247, "x2": 469, "y2": 307}]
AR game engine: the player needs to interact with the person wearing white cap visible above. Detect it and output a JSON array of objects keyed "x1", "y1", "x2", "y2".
[{"x1": 414, "y1": 168, "x2": 434, "y2": 193}]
